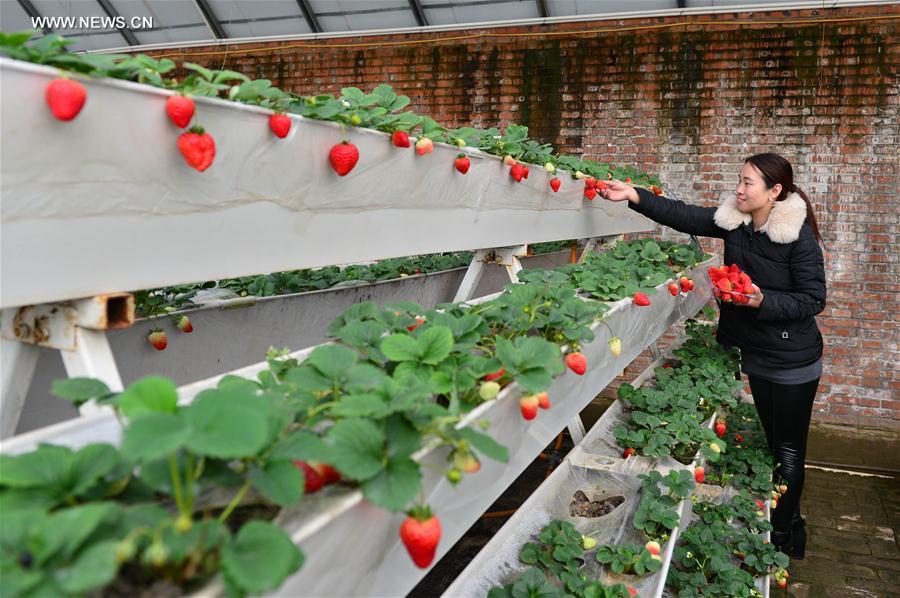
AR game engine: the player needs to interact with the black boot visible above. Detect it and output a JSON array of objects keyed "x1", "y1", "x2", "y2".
[{"x1": 772, "y1": 525, "x2": 806, "y2": 560}]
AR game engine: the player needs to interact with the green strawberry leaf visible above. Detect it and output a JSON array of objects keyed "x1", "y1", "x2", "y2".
[
  {"x1": 184, "y1": 388, "x2": 271, "y2": 459},
  {"x1": 221, "y1": 521, "x2": 304, "y2": 595},
  {"x1": 249, "y1": 460, "x2": 303, "y2": 507},
  {"x1": 121, "y1": 413, "x2": 189, "y2": 462},
  {"x1": 325, "y1": 418, "x2": 385, "y2": 481},
  {"x1": 458, "y1": 428, "x2": 509, "y2": 463},
  {"x1": 361, "y1": 456, "x2": 421, "y2": 511},
  {"x1": 55, "y1": 540, "x2": 119, "y2": 594},
  {"x1": 50, "y1": 378, "x2": 111, "y2": 404},
  {"x1": 116, "y1": 376, "x2": 178, "y2": 418}
]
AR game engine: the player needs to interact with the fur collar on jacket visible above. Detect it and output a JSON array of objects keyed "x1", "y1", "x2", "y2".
[{"x1": 713, "y1": 192, "x2": 807, "y2": 244}]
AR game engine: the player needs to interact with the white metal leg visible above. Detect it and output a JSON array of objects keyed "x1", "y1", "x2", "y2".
[
  {"x1": 0, "y1": 339, "x2": 40, "y2": 439},
  {"x1": 61, "y1": 328, "x2": 124, "y2": 416},
  {"x1": 453, "y1": 249, "x2": 490, "y2": 302}
]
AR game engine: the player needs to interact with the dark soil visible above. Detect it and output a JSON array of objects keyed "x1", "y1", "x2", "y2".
[{"x1": 569, "y1": 491, "x2": 625, "y2": 518}]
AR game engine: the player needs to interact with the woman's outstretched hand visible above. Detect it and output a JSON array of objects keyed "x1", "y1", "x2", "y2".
[
  {"x1": 599, "y1": 180, "x2": 640, "y2": 204},
  {"x1": 744, "y1": 284, "x2": 764, "y2": 309}
]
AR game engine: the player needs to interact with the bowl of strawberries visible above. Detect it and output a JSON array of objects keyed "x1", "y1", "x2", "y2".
[{"x1": 707, "y1": 264, "x2": 756, "y2": 304}]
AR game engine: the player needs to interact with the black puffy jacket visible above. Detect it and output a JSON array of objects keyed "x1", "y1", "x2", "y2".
[{"x1": 630, "y1": 187, "x2": 827, "y2": 371}]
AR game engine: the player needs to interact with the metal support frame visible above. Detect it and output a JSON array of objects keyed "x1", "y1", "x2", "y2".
[
  {"x1": 295, "y1": 0, "x2": 322, "y2": 33},
  {"x1": 0, "y1": 294, "x2": 133, "y2": 438},
  {"x1": 407, "y1": 0, "x2": 429, "y2": 26},
  {"x1": 17, "y1": 0, "x2": 51, "y2": 34},
  {"x1": 95, "y1": 0, "x2": 139, "y2": 46},
  {"x1": 192, "y1": 0, "x2": 227, "y2": 39},
  {"x1": 536, "y1": 0, "x2": 549, "y2": 18}
]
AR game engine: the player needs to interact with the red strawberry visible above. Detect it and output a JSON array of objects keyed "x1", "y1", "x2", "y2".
[
  {"x1": 391, "y1": 130, "x2": 411, "y2": 148},
  {"x1": 407, "y1": 316, "x2": 426, "y2": 332},
  {"x1": 730, "y1": 264, "x2": 740, "y2": 273},
  {"x1": 594, "y1": 179, "x2": 608, "y2": 192},
  {"x1": 729, "y1": 272, "x2": 740, "y2": 284},
  {"x1": 645, "y1": 540, "x2": 661, "y2": 556},
  {"x1": 45, "y1": 78, "x2": 87, "y2": 121},
  {"x1": 565, "y1": 352, "x2": 587, "y2": 375},
  {"x1": 166, "y1": 95, "x2": 195, "y2": 128},
  {"x1": 623, "y1": 447, "x2": 636, "y2": 458},
  {"x1": 715, "y1": 419, "x2": 727, "y2": 437},
  {"x1": 716, "y1": 278, "x2": 733, "y2": 293},
  {"x1": 313, "y1": 463, "x2": 341, "y2": 485},
  {"x1": 454, "y1": 154, "x2": 470, "y2": 174},
  {"x1": 668, "y1": 283, "x2": 679, "y2": 296},
  {"x1": 627, "y1": 586, "x2": 637, "y2": 597},
  {"x1": 269, "y1": 113, "x2": 291, "y2": 138},
  {"x1": 777, "y1": 578, "x2": 787, "y2": 589},
  {"x1": 484, "y1": 367, "x2": 505, "y2": 382},
  {"x1": 522, "y1": 165, "x2": 529, "y2": 179},
  {"x1": 633, "y1": 292, "x2": 651, "y2": 307},
  {"x1": 583, "y1": 187, "x2": 597, "y2": 200},
  {"x1": 625, "y1": 177, "x2": 632, "y2": 183},
  {"x1": 651, "y1": 185, "x2": 663, "y2": 195},
  {"x1": 584, "y1": 177, "x2": 596, "y2": 187},
  {"x1": 755, "y1": 499, "x2": 765, "y2": 509},
  {"x1": 537, "y1": 392, "x2": 551, "y2": 410},
  {"x1": 400, "y1": 507, "x2": 441, "y2": 568},
  {"x1": 510, "y1": 163, "x2": 525, "y2": 182},
  {"x1": 694, "y1": 466, "x2": 705, "y2": 483},
  {"x1": 549, "y1": 177, "x2": 561, "y2": 192},
  {"x1": 519, "y1": 395, "x2": 539, "y2": 420},
  {"x1": 178, "y1": 126, "x2": 216, "y2": 171},
  {"x1": 779, "y1": 483, "x2": 788, "y2": 494},
  {"x1": 293, "y1": 460, "x2": 324, "y2": 493},
  {"x1": 148, "y1": 328, "x2": 167, "y2": 351},
  {"x1": 680, "y1": 277, "x2": 692, "y2": 292},
  {"x1": 329, "y1": 141, "x2": 359, "y2": 176},
  {"x1": 175, "y1": 315, "x2": 193, "y2": 333},
  {"x1": 735, "y1": 433, "x2": 743, "y2": 444}
]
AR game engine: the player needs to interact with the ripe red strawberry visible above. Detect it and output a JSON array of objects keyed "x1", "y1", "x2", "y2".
[
  {"x1": 735, "y1": 433, "x2": 743, "y2": 444},
  {"x1": 407, "y1": 316, "x2": 426, "y2": 332},
  {"x1": 627, "y1": 586, "x2": 637, "y2": 597},
  {"x1": 175, "y1": 315, "x2": 193, "y2": 333},
  {"x1": 680, "y1": 277, "x2": 692, "y2": 292},
  {"x1": 565, "y1": 352, "x2": 587, "y2": 375},
  {"x1": 166, "y1": 95, "x2": 195, "y2": 128},
  {"x1": 148, "y1": 329, "x2": 167, "y2": 351},
  {"x1": 625, "y1": 177, "x2": 632, "y2": 183},
  {"x1": 269, "y1": 113, "x2": 291, "y2": 138},
  {"x1": 522, "y1": 165, "x2": 529, "y2": 179},
  {"x1": 715, "y1": 419, "x2": 727, "y2": 437},
  {"x1": 415, "y1": 137, "x2": 433, "y2": 155},
  {"x1": 454, "y1": 154, "x2": 470, "y2": 174},
  {"x1": 594, "y1": 179, "x2": 608, "y2": 192},
  {"x1": 583, "y1": 187, "x2": 597, "y2": 200},
  {"x1": 46, "y1": 78, "x2": 87, "y2": 121},
  {"x1": 651, "y1": 185, "x2": 663, "y2": 195},
  {"x1": 645, "y1": 540, "x2": 661, "y2": 556},
  {"x1": 633, "y1": 292, "x2": 651, "y2": 307},
  {"x1": 510, "y1": 163, "x2": 526, "y2": 182},
  {"x1": 730, "y1": 263, "x2": 740, "y2": 273},
  {"x1": 716, "y1": 278, "x2": 733, "y2": 293},
  {"x1": 313, "y1": 463, "x2": 341, "y2": 485},
  {"x1": 623, "y1": 447, "x2": 636, "y2": 458},
  {"x1": 400, "y1": 507, "x2": 441, "y2": 568},
  {"x1": 519, "y1": 395, "x2": 539, "y2": 420},
  {"x1": 779, "y1": 483, "x2": 788, "y2": 494},
  {"x1": 777, "y1": 578, "x2": 787, "y2": 589},
  {"x1": 329, "y1": 141, "x2": 359, "y2": 176},
  {"x1": 584, "y1": 177, "x2": 595, "y2": 187},
  {"x1": 293, "y1": 460, "x2": 324, "y2": 493},
  {"x1": 178, "y1": 126, "x2": 216, "y2": 171},
  {"x1": 391, "y1": 130, "x2": 411, "y2": 148},
  {"x1": 694, "y1": 466, "x2": 705, "y2": 483},
  {"x1": 537, "y1": 392, "x2": 551, "y2": 410},
  {"x1": 668, "y1": 283, "x2": 679, "y2": 296},
  {"x1": 755, "y1": 499, "x2": 765, "y2": 509},
  {"x1": 549, "y1": 177, "x2": 561, "y2": 192},
  {"x1": 484, "y1": 367, "x2": 505, "y2": 382}
]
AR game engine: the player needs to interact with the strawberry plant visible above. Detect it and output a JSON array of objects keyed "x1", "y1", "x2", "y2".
[
  {"x1": 595, "y1": 543, "x2": 663, "y2": 576},
  {"x1": 633, "y1": 470, "x2": 695, "y2": 542}
]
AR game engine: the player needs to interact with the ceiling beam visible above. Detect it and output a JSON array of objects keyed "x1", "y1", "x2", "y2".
[
  {"x1": 95, "y1": 0, "x2": 139, "y2": 46},
  {"x1": 407, "y1": 0, "x2": 428, "y2": 27},
  {"x1": 536, "y1": 0, "x2": 549, "y2": 18},
  {"x1": 17, "y1": 0, "x2": 51, "y2": 34},
  {"x1": 295, "y1": 0, "x2": 322, "y2": 33},
  {"x1": 192, "y1": 0, "x2": 228, "y2": 39}
]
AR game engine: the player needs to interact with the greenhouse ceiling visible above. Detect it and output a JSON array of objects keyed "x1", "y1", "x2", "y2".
[{"x1": 0, "y1": 0, "x2": 881, "y2": 52}]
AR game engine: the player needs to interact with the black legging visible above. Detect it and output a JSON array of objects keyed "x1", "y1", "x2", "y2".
[{"x1": 747, "y1": 376, "x2": 820, "y2": 532}]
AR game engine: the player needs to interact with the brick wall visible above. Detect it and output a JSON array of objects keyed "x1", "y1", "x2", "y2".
[{"x1": 150, "y1": 4, "x2": 900, "y2": 430}]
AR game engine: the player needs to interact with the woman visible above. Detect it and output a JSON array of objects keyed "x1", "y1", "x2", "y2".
[{"x1": 601, "y1": 152, "x2": 826, "y2": 559}]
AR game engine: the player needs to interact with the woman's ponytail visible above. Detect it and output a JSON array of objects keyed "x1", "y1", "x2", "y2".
[{"x1": 792, "y1": 185, "x2": 823, "y2": 243}]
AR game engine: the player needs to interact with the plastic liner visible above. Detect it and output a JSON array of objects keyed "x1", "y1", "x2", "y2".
[{"x1": 444, "y1": 462, "x2": 687, "y2": 598}]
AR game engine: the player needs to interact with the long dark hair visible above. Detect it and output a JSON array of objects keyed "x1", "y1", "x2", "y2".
[{"x1": 745, "y1": 153, "x2": 822, "y2": 242}]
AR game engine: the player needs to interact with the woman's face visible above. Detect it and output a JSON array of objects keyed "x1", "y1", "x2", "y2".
[{"x1": 735, "y1": 162, "x2": 778, "y2": 213}]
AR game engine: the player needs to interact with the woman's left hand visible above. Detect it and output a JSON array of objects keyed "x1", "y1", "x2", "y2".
[{"x1": 744, "y1": 284, "x2": 763, "y2": 309}]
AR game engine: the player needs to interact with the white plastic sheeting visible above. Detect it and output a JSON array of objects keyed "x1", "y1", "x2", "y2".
[
  {"x1": 0, "y1": 259, "x2": 715, "y2": 597},
  {"x1": 0, "y1": 58, "x2": 653, "y2": 308}
]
